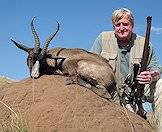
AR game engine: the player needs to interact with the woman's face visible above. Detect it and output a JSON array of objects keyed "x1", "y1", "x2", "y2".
[{"x1": 113, "y1": 14, "x2": 133, "y2": 42}]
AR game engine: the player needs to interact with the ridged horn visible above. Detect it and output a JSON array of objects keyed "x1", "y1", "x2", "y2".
[
  {"x1": 11, "y1": 39, "x2": 30, "y2": 53},
  {"x1": 31, "y1": 17, "x2": 40, "y2": 54},
  {"x1": 40, "y1": 21, "x2": 60, "y2": 57}
]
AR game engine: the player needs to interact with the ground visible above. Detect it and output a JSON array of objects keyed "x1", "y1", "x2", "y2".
[{"x1": 0, "y1": 75, "x2": 154, "y2": 132}]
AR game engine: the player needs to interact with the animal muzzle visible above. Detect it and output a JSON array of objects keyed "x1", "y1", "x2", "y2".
[{"x1": 31, "y1": 60, "x2": 40, "y2": 78}]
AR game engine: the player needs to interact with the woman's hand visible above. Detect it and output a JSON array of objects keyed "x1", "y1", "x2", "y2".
[{"x1": 137, "y1": 70, "x2": 160, "y2": 84}]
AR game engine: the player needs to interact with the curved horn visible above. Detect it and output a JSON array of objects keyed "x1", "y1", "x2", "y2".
[
  {"x1": 31, "y1": 17, "x2": 40, "y2": 54},
  {"x1": 40, "y1": 21, "x2": 60, "y2": 57},
  {"x1": 11, "y1": 39, "x2": 30, "y2": 53}
]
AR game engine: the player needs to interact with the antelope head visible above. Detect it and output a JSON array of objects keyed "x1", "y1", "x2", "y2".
[{"x1": 11, "y1": 17, "x2": 60, "y2": 78}]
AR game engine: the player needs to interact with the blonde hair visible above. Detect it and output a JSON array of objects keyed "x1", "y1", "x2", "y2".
[{"x1": 112, "y1": 8, "x2": 134, "y2": 26}]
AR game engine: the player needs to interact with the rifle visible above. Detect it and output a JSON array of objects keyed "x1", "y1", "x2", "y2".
[{"x1": 132, "y1": 16, "x2": 152, "y2": 119}]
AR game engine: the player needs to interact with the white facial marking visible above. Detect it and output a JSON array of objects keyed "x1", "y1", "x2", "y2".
[{"x1": 31, "y1": 61, "x2": 40, "y2": 78}]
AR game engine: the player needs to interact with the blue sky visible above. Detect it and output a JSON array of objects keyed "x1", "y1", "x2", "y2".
[{"x1": 0, "y1": 0, "x2": 162, "y2": 80}]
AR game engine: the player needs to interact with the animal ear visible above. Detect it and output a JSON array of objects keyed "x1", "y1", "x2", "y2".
[
  {"x1": 11, "y1": 39, "x2": 30, "y2": 53},
  {"x1": 50, "y1": 56, "x2": 66, "y2": 68}
]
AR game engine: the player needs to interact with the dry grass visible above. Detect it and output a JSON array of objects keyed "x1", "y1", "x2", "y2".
[
  {"x1": 0, "y1": 76, "x2": 16, "y2": 87},
  {"x1": 0, "y1": 100, "x2": 27, "y2": 132},
  {"x1": 0, "y1": 76, "x2": 27, "y2": 132}
]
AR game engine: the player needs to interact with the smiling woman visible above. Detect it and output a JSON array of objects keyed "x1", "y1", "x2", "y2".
[
  {"x1": 90, "y1": 7, "x2": 162, "y2": 130},
  {"x1": 112, "y1": 8, "x2": 134, "y2": 45}
]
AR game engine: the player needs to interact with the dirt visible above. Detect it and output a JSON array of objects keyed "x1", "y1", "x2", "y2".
[{"x1": 0, "y1": 75, "x2": 154, "y2": 132}]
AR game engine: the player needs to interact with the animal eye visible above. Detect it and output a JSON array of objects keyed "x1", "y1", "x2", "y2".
[{"x1": 29, "y1": 57, "x2": 32, "y2": 61}]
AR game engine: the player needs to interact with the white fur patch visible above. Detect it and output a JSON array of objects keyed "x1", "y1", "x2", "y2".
[{"x1": 31, "y1": 61, "x2": 40, "y2": 78}]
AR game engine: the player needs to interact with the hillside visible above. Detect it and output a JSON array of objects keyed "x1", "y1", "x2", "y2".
[
  {"x1": 0, "y1": 75, "x2": 153, "y2": 132},
  {"x1": 0, "y1": 76, "x2": 16, "y2": 87}
]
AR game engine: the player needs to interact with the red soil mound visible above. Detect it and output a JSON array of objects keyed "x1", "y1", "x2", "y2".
[{"x1": 0, "y1": 75, "x2": 153, "y2": 132}]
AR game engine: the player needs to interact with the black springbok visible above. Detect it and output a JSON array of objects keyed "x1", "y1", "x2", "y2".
[{"x1": 11, "y1": 17, "x2": 116, "y2": 100}]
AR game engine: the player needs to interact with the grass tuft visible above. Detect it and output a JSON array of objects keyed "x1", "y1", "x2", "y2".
[{"x1": 0, "y1": 100, "x2": 27, "y2": 132}]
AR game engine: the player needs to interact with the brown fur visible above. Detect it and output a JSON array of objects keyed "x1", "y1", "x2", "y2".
[{"x1": 45, "y1": 47, "x2": 116, "y2": 100}]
